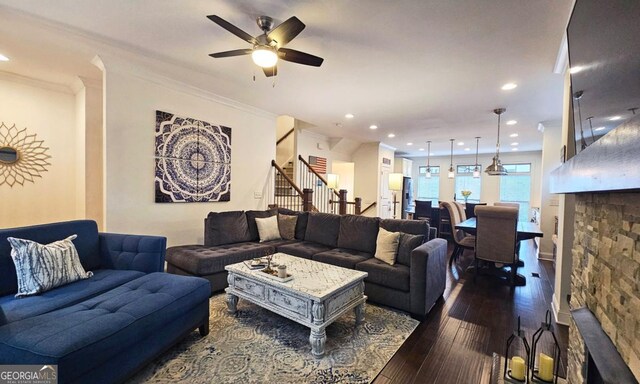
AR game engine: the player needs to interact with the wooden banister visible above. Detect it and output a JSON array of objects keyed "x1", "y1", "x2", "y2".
[
  {"x1": 297, "y1": 155, "x2": 340, "y2": 197},
  {"x1": 276, "y1": 128, "x2": 295, "y2": 146},
  {"x1": 271, "y1": 160, "x2": 304, "y2": 196}
]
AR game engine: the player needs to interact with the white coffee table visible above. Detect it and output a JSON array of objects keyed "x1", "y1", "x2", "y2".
[{"x1": 225, "y1": 253, "x2": 368, "y2": 357}]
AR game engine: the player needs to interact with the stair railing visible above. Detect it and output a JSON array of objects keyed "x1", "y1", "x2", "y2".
[
  {"x1": 297, "y1": 155, "x2": 340, "y2": 214},
  {"x1": 271, "y1": 160, "x2": 314, "y2": 212}
]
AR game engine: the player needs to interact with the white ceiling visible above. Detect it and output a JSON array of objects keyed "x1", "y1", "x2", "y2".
[{"x1": 0, "y1": 0, "x2": 573, "y2": 156}]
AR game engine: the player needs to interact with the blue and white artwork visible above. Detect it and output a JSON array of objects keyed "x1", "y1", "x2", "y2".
[{"x1": 155, "y1": 110, "x2": 231, "y2": 203}]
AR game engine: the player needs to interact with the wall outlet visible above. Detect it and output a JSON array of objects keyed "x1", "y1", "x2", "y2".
[{"x1": 254, "y1": 191, "x2": 263, "y2": 199}]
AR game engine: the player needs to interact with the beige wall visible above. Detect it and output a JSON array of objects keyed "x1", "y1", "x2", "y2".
[
  {"x1": 101, "y1": 59, "x2": 276, "y2": 246},
  {"x1": 0, "y1": 75, "x2": 79, "y2": 228}
]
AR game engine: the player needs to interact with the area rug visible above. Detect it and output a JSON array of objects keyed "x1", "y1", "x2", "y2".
[{"x1": 129, "y1": 294, "x2": 418, "y2": 384}]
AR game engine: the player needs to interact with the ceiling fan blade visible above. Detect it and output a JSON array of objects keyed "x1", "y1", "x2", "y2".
[
  {"x1": 263, "y1": 66, "x2": 278, "y2": 77},
  {"x1": 267, "y1": 16, "x2": 305, "y2": 48},
  {"x1": 209, "y1": 49, "x2": 253, "y2": 58},
  {"x1": 278, "y1": 48, "x2": 324, "y2": 67},
  {"x1": 207, "y1": 15, "x2": 258, "y2": 45}
]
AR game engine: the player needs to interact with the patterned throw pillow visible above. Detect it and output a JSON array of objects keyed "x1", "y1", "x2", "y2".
[{"x1": 7, "y1": 235, "x2": 94, "y2": 298}]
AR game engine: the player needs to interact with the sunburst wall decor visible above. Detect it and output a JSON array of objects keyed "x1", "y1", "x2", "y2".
[
  {"x1": 155, "y1": 110, "x2": 232, "y2": 203},
  {"x1": 0, "y1": 122, "x2": 51, "y2": 187}
]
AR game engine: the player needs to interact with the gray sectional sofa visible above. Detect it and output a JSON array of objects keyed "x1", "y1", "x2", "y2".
[{"x1": 167, "y1": 209, "x2": 447, "y2": 318}]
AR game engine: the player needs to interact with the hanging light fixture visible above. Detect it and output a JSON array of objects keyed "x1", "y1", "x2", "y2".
[
  {"x1": 425, "y1": 141, "x2": 432, "y2": 178},
  {"x1": 448, "y1": 139, "x2": 455, "y2": 179},
  {"x1": 473, "y1": 136, "x2": 481, "y2": 178},
  {"x1": 485, "y1": 108, "x2": 507, "y2": 176}
]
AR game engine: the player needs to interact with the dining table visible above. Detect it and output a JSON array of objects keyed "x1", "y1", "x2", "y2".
[{"x1": 454, "y1": 217, "x2": 544, "y2": 286}]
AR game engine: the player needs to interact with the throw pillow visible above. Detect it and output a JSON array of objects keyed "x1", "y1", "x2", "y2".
[
  {"x1": 8, "y1": 235, "x2": 94, "y2": 298},
  {"x1": 374, "y1": 228, "x2": 401, "y2": 266},
  {"x1": 278, "y1": 214, "x2": 298, "y2": 240},
  {"x1": 397, "y1": 233, "x2": 425, "y2": 266},
  {"x1": 255, "y1": 215, "x2": 282, "y2": 242}
]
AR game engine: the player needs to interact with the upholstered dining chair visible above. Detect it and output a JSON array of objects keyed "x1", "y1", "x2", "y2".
[
  {"x1": 474, "y1": 205, "x2": 519, "y2": 285},
  {"x1": 494, "y1": 202, "x2": 520, "y2": 210},
  {"x1": 414, "y1": 200, "x2": 432, "y2": 221},
  {"x1": 453, "y1": 201, "x2": 467, "y2": 221},
  {"x1": 442, "y1": 201, "x2": 475, "y2": 266}
]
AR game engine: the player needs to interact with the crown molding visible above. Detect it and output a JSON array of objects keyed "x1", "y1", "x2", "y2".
[{"x1": 0, "y1": 70, "x2": 73, "y2": 94}]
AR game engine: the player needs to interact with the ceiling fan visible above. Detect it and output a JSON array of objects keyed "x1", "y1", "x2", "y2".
[{"x1": 207, "y1": 15, "x2": 324, "y2": 77}]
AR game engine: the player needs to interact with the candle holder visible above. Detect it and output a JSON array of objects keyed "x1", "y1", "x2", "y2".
[
  {"x1": 504, "y1": 316, "x2": 530, "y2": 383},
  {"x1": 530, "y1": 310, "x2": 560, "y2": 383}
]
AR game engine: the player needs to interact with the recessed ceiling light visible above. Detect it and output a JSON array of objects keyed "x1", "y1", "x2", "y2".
[
  {"x1": 419, "y1": 148, "x2": 425, "y2": 151},
  {"x1": 594, "y1": 126, "x2": 606, "y2": 131},
  {"x1": 512, "y1": 147, "x2": 519, "y2": 151},
  {"x1": 569, "y1": 66, "x2": 584, "y2": 74},
  {"x1": 387, "y1": 133, "x2": 395, "y2": 138},
  {"x1": 457, "y1": 142, "x2": 464, "y2": 146},
  {"x1": 0, "y1": 53, "x2": 9, "y2": 62},
  {"x1": 501, "y1": 82, "x2": 517, "y2": 90},
  {"x1": 511, "y1": 142, "x2": 519, "y2": 146},
  {"x1": 506, "y1": 120, "x2": 517, "y2": 125},
  {"x1": 510, "y1": 133, "x2": 519, "y2": 138},
  {"x1": 407, "y1": 142, "x2": 413, "y2": 146},
  {"x1": 345, "y1": 113, "x2": 354, "y2": 119},
  {"x1": 464, "y1": 147, "x2": 470, "y2": 151},
  {"x1": 609, "y1": 116, "x2": 622, "y2": 121},
  {"x1": 369, "y1": 125, "x2": 378, "y2": 130}
]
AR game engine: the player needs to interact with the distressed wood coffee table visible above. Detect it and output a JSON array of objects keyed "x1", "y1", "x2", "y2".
[{"x1": 225, "y1": 253, "x2": 368, "y2": 357}]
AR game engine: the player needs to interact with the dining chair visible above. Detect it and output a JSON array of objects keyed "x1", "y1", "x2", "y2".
[
  {"x1": 442, "y1": 201, "x2": 475, "y2": 266},
  {"x1": 414, "y1": 200, "x2": 432, "y2": 221},
  {"x1": 474, "y1": 205, "x2": 519, "y2": 285},
  {"x1": 494, "y1": 202, "x2": 520, "y2": 210},
  {"x1": 453, "y1": 201, "x2": 467, "y2": 221},
  {"x1": 465, "y1": 202, "x2": 487, "y2": 219}
]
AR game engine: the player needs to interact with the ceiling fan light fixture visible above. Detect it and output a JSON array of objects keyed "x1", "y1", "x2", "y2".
[{"x1": 252, "y1": 46, "x2": 278, "y2": 68}]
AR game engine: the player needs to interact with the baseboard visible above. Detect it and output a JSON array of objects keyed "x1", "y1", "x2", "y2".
[
  {"x1": 537, "y1": 251, "x2": 554, "y2": 261},
  {"x1": 552, "y1": 293, "x2": 571, "y2": 326}
]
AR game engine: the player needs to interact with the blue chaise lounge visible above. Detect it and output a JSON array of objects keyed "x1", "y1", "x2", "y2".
[{"x1": 0, "y1": 220, "x2": 211, "y2": 384}]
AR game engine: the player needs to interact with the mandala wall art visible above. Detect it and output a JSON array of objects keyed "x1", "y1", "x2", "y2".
[
  {"x1": 0, "y1": 122, "x2": 51, "y2": 187},
  {"x1": 155, "y1": 110, "x2": 231, "y2": 203}
]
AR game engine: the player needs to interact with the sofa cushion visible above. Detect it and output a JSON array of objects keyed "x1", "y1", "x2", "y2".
[
  {"x1": 0, "y1": 220, "x2": 101, "y2": 296},
  {"x1": 397, "y1": 233, "x2": 425, "y2": 267},
  {"x1": 356, "y1": 258, "x2": 410, "y2": 292},
  {"x1": 278, "y1": 208, "x2": 309, "y2": 240},
  {"x1": 304, "y1": 212, "x2": 340, "y2": 247},
  {"x1": 277, "y1": 241, "x2": 332, "y2": 260},
  {"x1": 166, "y1": 243, "x2": 274, "y2": 275},
  {"x1": 278, "y1": 214, "x2": 298, "y2": 240},
  {"x1": 380, "y1": 219, "x2": 430, "y2": 237},
  {"x1": 0, "y1": 273, "x2": 210, "y2": 382},
  {"x1": 255, "y1": 215, "x2": 282, "y2": 242},
  {"x1": 0, "y1": 269, "x2": 144, "y2": 326},
  {"x1": 8, "y1": 235, "x2": 94, "y2": 298},
  {"x1": 246, "y1": 209, "x2": 278, "y2": 242},
  {"x1": 374, "y1": 228, "x2": 400, "y2": 266},
  {"x1": 313, "y1": 248, "x2": 372, "y2": 269},
  {"x1": 204, "y1": 211, "x2": 252, "y2": 246},
  {"x1": 337, "y1": 215, "x2": 380, "y2": 254}
]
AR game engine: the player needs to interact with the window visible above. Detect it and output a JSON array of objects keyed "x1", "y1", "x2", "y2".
[
  {"x1": 454, "y1": 165, "x2": 481, "y2": 203},
  {"x1": 500, "y1": 163, "x2": 532, "y2": 221},
  {"x1": 417, "y1": 166, "x2": 440, "y2": 205}
]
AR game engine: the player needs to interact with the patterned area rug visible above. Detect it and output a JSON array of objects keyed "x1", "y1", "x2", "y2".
[{"x1": 129, "y1": 294, "x2": 418, "y2": 384}]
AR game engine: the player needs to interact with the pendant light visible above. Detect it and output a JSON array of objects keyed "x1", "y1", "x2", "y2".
[
  {"x1": 485, "y1": 108, "x2": 507, "y2": 176},
  {"x1": 473, "y1": 136, "x2": 481, "y2": 178},
  {"x1": 425, "y1": 141, "x2": 432, "y2": 178},
  {"x1": 448, "y1": 139, "x2": 455, "y2": 179}
]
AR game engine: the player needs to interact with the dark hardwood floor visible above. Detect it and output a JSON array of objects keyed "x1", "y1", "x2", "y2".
[{"x1": 373, "y1": 240, "x2": 569, "y2": 384}]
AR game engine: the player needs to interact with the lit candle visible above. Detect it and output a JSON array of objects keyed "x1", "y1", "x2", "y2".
[
  {"x1": 539, "y1": 353, "x2": 554, "y2": 381},
  {"x1": 510, "y1": 356, "x2": 525, "y2": 380}
]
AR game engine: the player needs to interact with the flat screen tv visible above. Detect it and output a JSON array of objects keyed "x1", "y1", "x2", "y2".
[{"x1": 567, "y1": 0, "x2": 640, "y2": 149}]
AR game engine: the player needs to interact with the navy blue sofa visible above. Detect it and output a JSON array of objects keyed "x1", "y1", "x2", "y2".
[{"x1": 0, "y1": 220, "x2": 211, "y2": 384}]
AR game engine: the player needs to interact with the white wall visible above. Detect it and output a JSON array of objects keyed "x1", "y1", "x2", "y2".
[
  {"x1": 331, "y1": 161, "x2": 355, "y2": 200},
  {"x1": 275, "y1": 115, "x2": 294, "y2": 167},
  {"x1": 353, "y1": 142, "x2": 381, "y2": 217},
  {"x1": 0, "y1": 74, "x2": 79, "y2": 228},
  {"x1": 539, "y1": 124, "x2": 562, "y2": 257},
  {"x1": 295, "y1": 129, "x2": 353, "y2": 171},
  {"x1": 101, "y1": 59, "x2": 276, "y2": 246},
  {"x1": 409, "y1": 151, "x2": 543, "y2": 211}
]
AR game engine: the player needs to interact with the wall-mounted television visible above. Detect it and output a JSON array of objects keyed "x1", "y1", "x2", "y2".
[{"x1": 567, "y1": 0, "x2": 640, "y2": 150}]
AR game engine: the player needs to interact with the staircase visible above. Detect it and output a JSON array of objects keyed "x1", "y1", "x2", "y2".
[{"x1": 274, "y1": 162, "x2": 304, "y2": 211}]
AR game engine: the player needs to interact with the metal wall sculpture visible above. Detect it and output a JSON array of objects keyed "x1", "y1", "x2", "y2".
[
  {"x1": 155, "y1": 111, "x2": 232, "y2": 203},
  {"x1": 0, "y1": 122, "x2": 51, "y2": 187}
]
